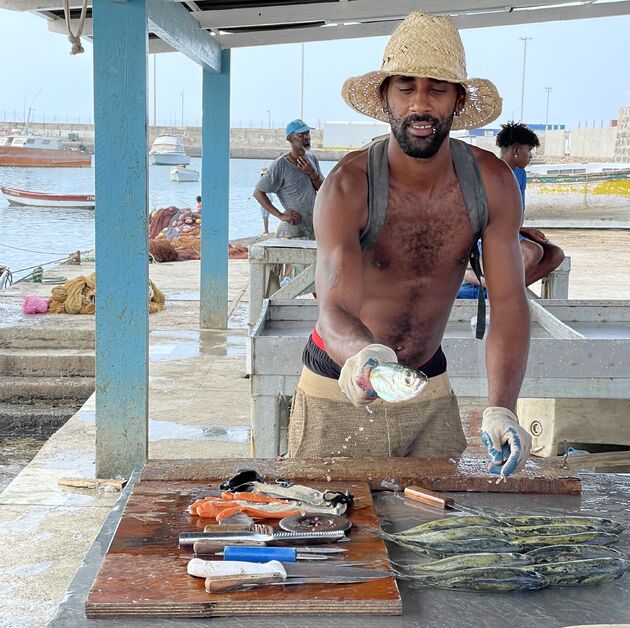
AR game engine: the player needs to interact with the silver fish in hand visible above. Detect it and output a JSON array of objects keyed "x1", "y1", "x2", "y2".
[{"x1": 369, "y1": 362, "x2": 428, "y2": 402}]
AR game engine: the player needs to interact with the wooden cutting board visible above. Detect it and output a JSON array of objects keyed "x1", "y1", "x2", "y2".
[
  {"x1": 140, "y1": 457, "x2": 581, "y2": 494},
  {"x1": 85, "y1": 480, "x2": 401, "y2": 618}
]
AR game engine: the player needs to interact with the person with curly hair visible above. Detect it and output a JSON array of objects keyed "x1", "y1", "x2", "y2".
[{"x1": 461, "y1": 122, "x2": 564, "y2": 296}]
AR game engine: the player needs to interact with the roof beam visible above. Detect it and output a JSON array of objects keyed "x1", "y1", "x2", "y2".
[
  {"x1": 44, "y1": 10, "x2": 189, "y2": 55},
  {"x1": 214, "y1": 0, "x2": 630, "y2": 47},
  {"x1": 147, "y1": 0, "x2": 221, "y2": 71},
  {"x1": 193, "y1": 0, "x2": 587, "y2": 29}
]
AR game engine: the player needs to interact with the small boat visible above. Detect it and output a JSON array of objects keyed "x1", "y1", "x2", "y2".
[
  {"x1": 0, "y1": 135, "x2": 92, "y2": 168},
  {"x1": 150, "y1": 135, "x2": 190, "y2": 166},
  {"x1": 170, "y1": 165, "x2": 199, "y2": 182},
  {"x1": 1, "y1": 186, "x2": 95, "y2": 209}
]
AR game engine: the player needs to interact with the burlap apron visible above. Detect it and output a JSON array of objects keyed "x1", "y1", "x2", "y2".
[{"x1": 287, "y1": 367, "x2": 467, "y2": 459}]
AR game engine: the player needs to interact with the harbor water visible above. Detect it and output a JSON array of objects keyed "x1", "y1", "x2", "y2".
[{"x1": 0, "y1": 157, "x2": 336, "y2": 279}]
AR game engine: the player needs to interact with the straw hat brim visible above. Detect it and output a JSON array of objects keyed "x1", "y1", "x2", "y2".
[{"x1": 342, "y1": 71, "x2": 502, "y2": 131}]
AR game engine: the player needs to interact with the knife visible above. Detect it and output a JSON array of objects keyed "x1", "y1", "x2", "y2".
[
  {"x1": 192, "y1": 540, "x2": 348, "y2": 556},
  {"x1": 403, "y1": 485, "x2": 503, "y2": 523},
  {"x1": 188, "y1": 558, "x2": 391, "y2": 580},
  {"x1": 217, "y1": 546, "x2": 334, "y2": 562},
  {"x1": 180, "y1": 530, "x2": 345, "y2": 546},
  {"x1": 205, "y1": 574, "x2": 385, "y2": 593}
]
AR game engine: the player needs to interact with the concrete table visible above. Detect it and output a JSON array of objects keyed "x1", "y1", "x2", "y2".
[
  {"x1": 50, "y1": 471, "x2": 630, "y2": 628},
  {"x1": 248, "y1": 238, "x2": 317, "y2": 327},
  {"x1": 248, "y1": 299, "x2": 630, "y2": 458}
]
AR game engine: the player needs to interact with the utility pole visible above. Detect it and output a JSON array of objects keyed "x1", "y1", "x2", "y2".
[
  {"x1": 300, "y1": 43, "x2": 305, "y2": 120},
  {"x1": 180, "y1": 89, "x2": 184, "y2": 128},
  {"x1": 519, "y1": 37, "x2": 533, "y2": 122},
  {"x1": 267, "y1": 110, "x2": 271, "y2": 129},
  {"x1": 544, "y1": 85, "x2": 552, "y2": 132}
]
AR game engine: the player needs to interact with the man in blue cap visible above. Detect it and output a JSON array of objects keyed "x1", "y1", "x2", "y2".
[{"x1": 253, "y1": 119, "x2": 324, "y2": 241}]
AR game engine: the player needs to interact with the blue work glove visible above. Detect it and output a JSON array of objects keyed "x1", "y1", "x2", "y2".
[{"x1": 480, "y1": 407, "x2": 532, "y2": 479}]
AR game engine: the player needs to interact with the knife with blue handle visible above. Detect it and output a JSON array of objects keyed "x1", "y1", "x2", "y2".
[{"x1": 219, "y1": 546, "x2": 331, "y2": 562}]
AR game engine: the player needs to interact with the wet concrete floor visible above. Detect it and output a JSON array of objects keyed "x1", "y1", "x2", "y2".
[{"x1": 0, "y1": 436, "x2": 47, "y2": 493}]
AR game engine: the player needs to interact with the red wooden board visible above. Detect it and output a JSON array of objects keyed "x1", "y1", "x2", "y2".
[{"x1": 85, "y1": 480, "x2": 401, "y2": 618}]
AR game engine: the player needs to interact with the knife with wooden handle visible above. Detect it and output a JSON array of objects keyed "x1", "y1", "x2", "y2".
[
  {"x1": 403, "y1": 485, "x2": 500, "y2": 521},
  {"x1": 203, "y1": 524, "x2": 255, "y2": 533},
  {"x1": 205, "y1": 573, "x2": 285, "y2": 593},
  {"x1": 403, "y1": 485, "x2": 454, "y2": 509},
  {"x1": 193, "y1": 539, "x2": 266, "y2": 555}
]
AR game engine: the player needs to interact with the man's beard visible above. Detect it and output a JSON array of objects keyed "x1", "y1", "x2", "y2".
[{"x1": 389, "y1": 111, "x2": 454, "y2": 159}]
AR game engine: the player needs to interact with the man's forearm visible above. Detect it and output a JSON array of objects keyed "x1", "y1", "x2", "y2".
[
  {"x1": 311, "y1": 174, "x2": 323, "y2": 190},
  {"x1": 318, "y1": 305, "x2": 375, "y2": 366},
  {"x1": 485, "y1": 302, "x2": 530, "y2": 411},
  {"x1": 253, "y1": 190, "x2": 284, "y2": 221}
]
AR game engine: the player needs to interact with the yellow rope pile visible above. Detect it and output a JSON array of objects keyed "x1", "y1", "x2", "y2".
[{"x1": 48, "y1": 272, "x2": 165, "y2": 314}]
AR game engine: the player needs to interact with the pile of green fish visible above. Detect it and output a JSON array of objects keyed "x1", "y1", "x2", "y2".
[{"x1": 385, "y1": 514, "x2": 629, "y2": 591}]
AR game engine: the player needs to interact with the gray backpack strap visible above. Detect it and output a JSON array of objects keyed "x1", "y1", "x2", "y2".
[
  {"x1": 450, "y1": 138, "x2": 488, "y2": 241},
  {"x1": 360, "y1": 137, "x2": 390, "y2": 250},
  {"x1": 450, "y1": 138, "x2": 490, "y2": 340}
]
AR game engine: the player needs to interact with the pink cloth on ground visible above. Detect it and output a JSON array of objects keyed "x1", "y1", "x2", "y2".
[{"x1": 22, "y1": 295, "x2": 49, "y2": 314}]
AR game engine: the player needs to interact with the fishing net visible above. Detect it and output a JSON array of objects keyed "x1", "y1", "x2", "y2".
[{"x1": 47, "y1": 272, "x2": 165, "y2": 314}]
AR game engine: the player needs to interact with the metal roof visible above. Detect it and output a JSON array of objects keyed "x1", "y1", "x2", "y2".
[{"x1": 1, "y1": 0, "x2": 629, "y2": 51}]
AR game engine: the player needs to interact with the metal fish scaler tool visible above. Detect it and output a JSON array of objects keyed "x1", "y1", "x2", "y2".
[{"x1": 369, "y1": 362, "x2": 428, "y2": 403}]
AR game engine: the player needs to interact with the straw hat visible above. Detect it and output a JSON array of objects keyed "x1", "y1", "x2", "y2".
[{"x1": 342, "y1": 12, "x2": 502, "y2": 131}]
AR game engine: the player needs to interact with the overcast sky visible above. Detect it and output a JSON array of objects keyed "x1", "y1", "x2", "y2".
[{"x1": 1, "y1": 8, "x2": 629, "y2": 131}]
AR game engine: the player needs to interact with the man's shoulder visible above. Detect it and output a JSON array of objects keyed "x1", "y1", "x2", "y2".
[
  {"x1": 324, "y1": 148, "x2": 368, "y2": 193},
  {"x1": 266, "y1": 155, "x2": 286, "y2": 170},
  {"x1": 469, "y1": 143, "x2": 514, "y2": 183}
]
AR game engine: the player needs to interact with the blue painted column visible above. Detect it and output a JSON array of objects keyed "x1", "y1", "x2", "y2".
[
  {"x1": 200, "y1": 49, "x2": 231, "y2": 329},
  {"x1": 93, "y1": 0, "x2": 149, "y2": 478}
]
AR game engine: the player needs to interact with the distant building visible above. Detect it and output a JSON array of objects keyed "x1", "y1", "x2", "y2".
[
  {"x1": 323, "y1": 121, "x2": 390, "y2": 148},
  {"x1": 466, "y1": 123, "x2": 566, "y2": 138}
]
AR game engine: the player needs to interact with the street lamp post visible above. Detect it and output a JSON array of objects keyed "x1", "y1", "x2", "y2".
[
  {"x1": 544, "y1": 85, "x2": 552, "y2": 132},
  {"x1": 300, "y1": 43, "x2": 305, "y2": 120},
  {"x1": 267, "y1": 110, "x2": 271, "y2": 129},
  {"x1": 519, "y1": 36, "x2": 533, "y2": 122}
]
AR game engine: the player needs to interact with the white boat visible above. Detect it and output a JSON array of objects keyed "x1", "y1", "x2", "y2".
[
  {"x1": 150, "y1": 135, "x2": 190, "y2": 166},
  {"x1": 170, "y1": 165, "x2": 199, "y2": 182},
  {"x1": 1, "y1": 186, "x2": 95, "y2": 209}
]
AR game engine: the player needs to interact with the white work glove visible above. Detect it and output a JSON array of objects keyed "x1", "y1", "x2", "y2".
[
  {"x1": 339, "y1": 344, "x2": 397, "y2": 408},
  {"x1": 480, "y1": 407, "x2": 532, "y2": 479}
]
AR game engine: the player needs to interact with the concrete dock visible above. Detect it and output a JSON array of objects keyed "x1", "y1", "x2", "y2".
[{"x1": 1, "y1": 228, "x2": 630, "y2": 627}]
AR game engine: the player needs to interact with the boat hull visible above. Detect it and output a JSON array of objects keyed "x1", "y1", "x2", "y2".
[
  {"x1": 1, "y1": 186, "x2": 95, "y2": 209},
  {"x1": 152, "y1": 153, "x2": 191, "y2": 166},
  {"x1": 170, "y1": 167, "x2": 199, "y2": 182},
  {"x1": 525, "y1": 169, "x2": 630, "y2": 217},
  {"x1": 0, "y1": 146, "x2": 92, "y2": 168}
]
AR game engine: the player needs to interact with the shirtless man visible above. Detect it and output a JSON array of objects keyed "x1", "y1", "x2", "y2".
[{"x1": 287, "y1": 11, "x2": 532, "y2": 478}]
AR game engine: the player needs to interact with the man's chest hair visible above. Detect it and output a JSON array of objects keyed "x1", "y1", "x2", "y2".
[{"x1": 372, "y1": 188, "x2": 473, "y2": 274}]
